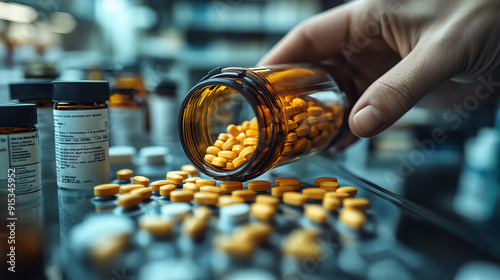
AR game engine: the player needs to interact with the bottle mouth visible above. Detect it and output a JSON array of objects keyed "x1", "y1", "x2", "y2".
[{"x1": 179, "y1": 72, "x2": 282, "y2": 181}]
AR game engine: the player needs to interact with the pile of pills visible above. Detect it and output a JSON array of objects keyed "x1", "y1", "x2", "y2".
[{"x1": 203, "y1": 96, "x2": 344, "y2": 170}]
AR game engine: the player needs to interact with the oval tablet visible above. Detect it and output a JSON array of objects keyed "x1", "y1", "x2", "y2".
[
  {"x1": 94, "y1": 184, "x2": 120, "y2": 197},
  {"x1": 170, "y1": 190, "x2": 194, "y2": 202},
  {"x1": 302, "y1": 188, "x2": 326, "y2": 200},
  {"x1": 232, "y1": 190, "x2": 256, "y2": 201},
  {"x1": 283, "y1": 192, "x2": 307, "y2": 206},
  {"x1": 133, "y1": 176, "x2": 150, "y2": 188},
  {"x1": 337, "y1": 186, "x2": 357, "y2": 198},
  {"x1": 247, "y1": 180, "x2": 271, "y2": 192}
]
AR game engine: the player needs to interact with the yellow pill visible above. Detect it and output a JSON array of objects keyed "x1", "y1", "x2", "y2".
[
  {"x1": 170, "y1": 190, "x2": 194, "y2": 202},
  {"x1": 249, "y1": 117, "x2": 259, "y2": 129},
  {"x1": 282, "y1": 145, "x2": 293, "y2": 156},
  {"x1": 314, "y1": 177, "x2": 337, "y2": 186},
  {"x1": 159, "y1": 184, "x2": 176, "y2": 196},
  {"x1": 245, "y1": 129, "x2": 259, "y2": 138},
  {"x1": 339, "y1": 208, "x2": 366, "y2": 230},
  {"x1": 185, "y1": 177, "x2": 201, "y2": 184},
  {"x1": 271, "y1": 186, "x2": 294, "y2": 197},
  {"x1": 305, "y1": 205, "x2": 327, "y2": 224},
  {"x1": 285, "y1": 105, "x2": 300, "y2": 116},
  {"x1": 283, "y1": 192, "x2": 307, "y2": 206},
  {"x1": 116, "y1": 169, "x2": 133, "y2": 180},
  {"x1": 337, "y1": 186, "x2": 357, "y2": 198},
  {"x1": 117, "y1": 193, "x2": 142, "y2": 208},
  {"x1": 94, "y1": 184, "x2": 120, "y2": 197},
  {"x1": 288, "y1": 120, "x2": 298, "y2": 130},
  {"x1": 319, "y1": 181, "x2": 339, "y2": 192},
  {"x1": 194, "y1": 192, "x2": 219, "y2": 206},
  {"x1": 256, "y1": 195, "x2": 280, "y2": 208},
  {"x1": 325, "y1": 192, "x2": 349, "y2": 201},
  {"x1": 344, "y1": 198, "x2": 370, "y2": 211},
  {"x1": 232, "y1": 144, "x2": 245, "y2": 154},
  {"x1": 240, "y1": 121, "x2": 250, "y2": 131},
  {"x1": 292, "y1": 98, "x2": 308, "y2": 111},
  {"x1": 204, "y1": 154, "x2": 216, "y2": 163},
  {"x1": 306, "y1": 115, "x2": 318, "y2": 125},
  {"x1": 239, "y1": 146, "x2": 255, "y2": 159},
  {"x1": 278, "y1": 178, "x2": 301, "y2": 191},
  {"x1": 293, "y1": 112, "x2": 308, "y2": 123},
  {"x1": 286, "y1": 133, "x2": 298, "y2": 143},
  {"x1": 232, "y1": 190, "x2": 256, "y2": 201},
  {"x1": 302, "y1": 188, "x2": 326, "y2": 200},
  {"x1": 214, "y1": 236, "x2": 255, "y2": 258},
  {"x1": 133, "y1": 176, "x2": 150, "y2": 188},
  {"x1": 307, "y1": 106, "x2": 324, "y2": 116},
  {"x1": 218, "y1": 151, "x2": 238, "y2": 161},
  {"x1": 166, "y1": 174, "x2": 184, "y2": 185},
  {"x1": 234, "y1": 223, "x2": 272, "y2": 244},
  {"x1": 196, "y1": 179, "x2": 217, "y2": 187},
  {"x1": 181, "y1": 164, "x2": 198, "y2": 176},
  {"x1": 206, "y1": 146, "x2": 222, "y2": 156},
  {"x1": 295, "y1": 122, "x2": 311, "y2": 137},
  {"x1": 211, "y1": 157, "x2": 227, "y2": 168},
  {"x1": 218, "y1": 195, "x2": 245, "y2": 207},
  {"x1": 307, "y1": 125, "x2": 319, "y2": 138},
  {"x1": 168, "y1": 171, "x2": 189, "y2": 179},
  {"x1": 226, "y1": 162, "x2": 235, "y2": 170},
  {"x1": 243, "y1": 137, "x2": 258, "y2": 147},
  {"x1": 227, "y1": 124, "x2": 240, "y2": 137},
  {"x1": 120, "y1": 184, "x2": 145, "y2": 194},
  {"x1": 292, "y1": 137, "x2": 309, "y2": 153},
  {"x1": 248, "y1": 180, "x2": 271, "y2": 192},
  {"x1": 151, "y1": 180, "x2": 174, "y2": 192},
  {"x1": 220, "y1": 181, "x2": 243, "y2": 193},
  {"x1": 193, "y1": 206, "x2": 212, "y2": 220},
  {"x1": 200, "y1": 186, "x2": 223, "y2": 196},
  {"x1": 182, "y1": 215, "x2": 207, "y2": 240},
  {"x1": 222, "y1": 137, "x2": 240, "y2": 151},
  {"x1": 218, "y1": 133, "x2": 230, "y2": 141},
  {"x1": 236, "y1": 132, "x2": 247, "y2": 142},
  {"x1": 213, "y1": 139, "x2": 225, "y2": 149},
  {"x1": 131, "y1": 187, "x2": 153, "y2": 200},
  {"x1": 183, "y1": 183, "x2": 200, "y2": 193},
  {"x1": 323, "y1": 197, "x2": 341, "y2": 211},
  {"x1": 139, "y1": 216, "x2": 172, "y2": 238}
]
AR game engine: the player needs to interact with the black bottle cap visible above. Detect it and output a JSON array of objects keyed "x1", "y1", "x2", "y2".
[
  {"x1": 0, "y1": 103, "x2": 37, "y2": 127},
  {"x1": 9, "y1": 80, "x2": 53, "y2": 101},
  {"x1": 155, "y1": 79, "x2": 177, "y2": 97},
  {"x1": 111, "y1": 87, "x2": 136, "y2": 95},
  {"x1": 52, "y1": 81, "x2": 110, "y2": 102}
]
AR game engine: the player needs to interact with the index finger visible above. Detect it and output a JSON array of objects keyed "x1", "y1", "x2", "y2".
[{"x1": 258, "y1": 1, "x2": 357, "y2": 65}]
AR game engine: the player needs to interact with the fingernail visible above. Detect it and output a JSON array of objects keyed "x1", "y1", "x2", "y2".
[{"x1": 353, "y1": 105, "x2": 385, "y2": 137}]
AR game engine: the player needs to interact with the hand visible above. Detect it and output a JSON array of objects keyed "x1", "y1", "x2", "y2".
[{"x1": 259, "y1": 0, "x2": 500, "y2": 147}]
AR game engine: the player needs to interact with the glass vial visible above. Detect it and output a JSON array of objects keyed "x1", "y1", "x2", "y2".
[
  {"x1": 9, "y1": 81, "x2": 56, "y2": 179},
  {"x1": 53, "y1": 81, "x2": 111, "y2": 189},
  {"x1": 0, "y1": 103, "x2": 41, "y2": 196},
  {"x1": 179, "y1": 64, "x2": 357, "y2": 181},
  {"x1": 108, "y1": 87, "x2": 144, "y2": 147}
]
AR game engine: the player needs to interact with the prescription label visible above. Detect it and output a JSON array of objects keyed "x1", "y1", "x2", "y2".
[
  {"x1": 0, "y1": 131, "x2": 41, "y2": 196},
  {"x1": 54, "y1": 109, "x2": 110, "y2": 189}
]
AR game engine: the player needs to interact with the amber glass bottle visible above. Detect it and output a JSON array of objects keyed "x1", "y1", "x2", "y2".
[{"x1": 179, "y1": 64, "x2": 357, "y2": 181}]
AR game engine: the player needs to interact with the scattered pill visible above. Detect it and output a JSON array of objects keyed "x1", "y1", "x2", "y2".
[
  {"x1": 193, "y1": 206, "x2": 212, "y2": 220},
  {"x1": 250, "y1": 203, "x2": 276, "y2": 221},
  {"x1": 167, "y1": 171, "x2": 189, "y2": 179},
  {"x1": 220, "y1": 181, "x2": 243, "y2": 193},
  {"x1": 120, "y1": 184, "x2": 145, "y2": 194},
  {"x1": 117, "y1": 193, "x2": 142, "y2": 208},
  {"x1": 159, "y1": 184, "x2": 176, "y2": 196},
  {"x1": 271, "y1": 186, "x2": 294, "y2": 197},
  {"x1": 305, "y1": 205, "x2": 327, "y2": 224},
  {"x1": 116, "y1": 169, "x2": 133, "y2": 180},
  {"x1": 314, "y1": 177, "x2": 337, "y2": 186},
  {"x1": 323, "y1": 197, "x2": 341, "y2": 211},
  {"x1": 194, "y1": 192, "x2": 219, "y2": 206},
  {"x1": 139, "y1": 216, "x2": 172, "y2": 238},
  {"x1": 151, "y1": 180, "x2": 174, "y2": 192},
  {"x1": 181, "y1": 164, "x2": 198, "y2": 176},
  {"x1": 183, "y1": 183, "x2": 200, "y2": 193},
  {"x1": 133, "y1": 176, "x2": 150, "y2": 188},
  {"x1": 232, "y1": 190, "x2": 256, "y2": 201},
  {"x1": 196, "y1": 179, "x2": 217, "y2": 187},
  {"x1": 302, "y1": 188, "x2": 326, "y2": 200},
  {"x1": 200, "y1": 186, "x2": 223, "y2": 196},
  {"x1": 255, "y1": 195, "x2": 280, "y2": 208},
  {"x1": 339, "y1": 208, "x2": 366, "y2": 230},
  {"x1": 247, "y1": 180, "x2": 271, "y2": 192},
  {"x1": 283, "y1": 192, "x2": 307, "y2": 206},
  {"x1": 337, "y1": 186, "x2": 357, "y2": 198},
  {"x1": 343, "y1": 198, "x2": 370, "y2": 211},
  {"x1": 131, "y1": 187, "x2": 153, "y2": 200},
  {"x1": 325, "y1": 192, "x2": 349, "y2": 201},
  {"x1": 166, "y1": 174, "x2": 184, "y2": 185},
  {"x1": 170, "y1": 190, "x2": 194, "y2": 202},
  {"x1": 94, "y1": 184, "x2": 120, "y2": 197},
  {"x1": 278, "y1": 178, "x2": 301, "y2": 190},
  {"x1": 319, "y1": 181, "x2": 339, "y2": 192},
  {"x1": 219, "y1": 195, "x2": 245, "y2": 207}
]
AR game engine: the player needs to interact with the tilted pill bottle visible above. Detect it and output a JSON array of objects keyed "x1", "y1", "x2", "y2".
[
  {"x1": 0, "y1": 103, "x2": 41, "y2": 196},
  {"x1": 179, "y1": 63, "x2": 357, "y2": 181},
  {"x1": 53, "y1": 81, "x2": 111, "y2": 189},
  {"x1": 9, "y1": 81, "x2": 56, "y2": 177}
]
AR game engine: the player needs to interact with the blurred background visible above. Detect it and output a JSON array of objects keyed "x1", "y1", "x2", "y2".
[{"x1": 0, "y1": 0, "x2": 500, "y2": 278}]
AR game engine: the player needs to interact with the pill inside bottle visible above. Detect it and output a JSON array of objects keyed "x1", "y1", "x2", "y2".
[{"x1": 179, "y1": 64, "x2": 357, "y2": 181}]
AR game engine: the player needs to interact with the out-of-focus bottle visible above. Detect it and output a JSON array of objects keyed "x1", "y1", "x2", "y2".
[
  {"x1": 108, "y1": 87, "x2": 145, "y2": 148},
  {"x1": 179, "y1": 64, "x2": 357, "y2": 181},
  {"x1": 149, "y1": 79, "x2": 179, "y2": 145},
  {"x1": 9, "y1": 81, "x2": 56, "y2": 179}
]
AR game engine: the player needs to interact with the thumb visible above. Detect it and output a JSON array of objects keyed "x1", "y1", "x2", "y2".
[{"x1": 349, "y1": 44, "x2": 454, "y2": 138}]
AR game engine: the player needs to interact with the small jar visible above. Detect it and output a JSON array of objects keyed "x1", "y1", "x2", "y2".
[
  {"x1": 0, "y1": 103, "x2": 41, "y2": 196},
  {"x1": 108, "y1": 87, "x2": 144, "y2": 147},
  {"x1": 53, "y1": 81, "x2": 111, "y2": 189},
  {"x1": 179, "y1": 64, "x2": 357, "y2": 181}
]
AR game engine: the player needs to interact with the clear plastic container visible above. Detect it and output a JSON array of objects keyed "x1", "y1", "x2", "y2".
[{"x1": 179, "y1": 63, "x2": 357, "y2": 181}]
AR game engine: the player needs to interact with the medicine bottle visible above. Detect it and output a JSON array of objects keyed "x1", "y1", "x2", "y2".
[
  {"x1": 9, "y1": 81, "x2": 55, "y2": 177},
  {"x1": 108, "y1": 87, "x2": 144, "y2": 147},
  {"x1": 179, "y1": 64, "x2": 357, "y2": 181},
  {"x1": 149, "y1": 79, "x2": 179, "y2": 144},
  {"x1": 53, "y1": 81, "x2": 111, "y2": 189},
  {"x1": 0, "y1": 103, "x2": 41, "y2": 196}
]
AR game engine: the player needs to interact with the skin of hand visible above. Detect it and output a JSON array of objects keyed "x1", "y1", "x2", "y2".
[{"x1": 258, "y1": 0, "x2": 500, "y2": 149}]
